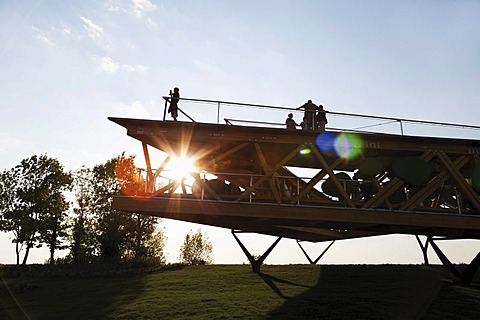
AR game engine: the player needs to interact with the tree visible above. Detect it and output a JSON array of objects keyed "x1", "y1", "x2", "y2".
[
  {"x1": 123, "y1": 214, "x2": 165, "y2": 261},
  {"x1": 0, "y1": 168, "x2": 24, "y2": 264},
  {"x1": 124, "y1": 222, "x2": 166, "y2": 262},
  {"x1": 179, "y1": 229, "x2": 213, "y2": 265},
  {"x1": 91, "y1": 155, "x2": 129, "y2": 260},
  {"x1": 67, "y1": 166, "x2": 97, "y2": 263},
  {"x1": 91, "y1": 153, "x2": 163, "y2": 261},
  {"x1": 0, "y1": 155, "x2": 72, "y2": 264}
]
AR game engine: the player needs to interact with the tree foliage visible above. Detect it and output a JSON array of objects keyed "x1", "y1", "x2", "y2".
[
  {"x1": 0, "y1": 155, "x2": 72, "y2": 264},
  {"x1": 1, "y1": 153, "x2": 166, "y2": 265},
  {"x1": 71, "y1": 153, "x2": 165, "y2": 262},
  {"x1": 67, "y1": 166, "x2": 97, "y2": 263},
  {"x1": 179, "y1": 229, "x2": 213, "y2": 265}
]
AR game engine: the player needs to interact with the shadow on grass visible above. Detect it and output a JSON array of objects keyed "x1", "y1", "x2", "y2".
[
  {"x1": 0, "y1": 263, "x2": 182, "y2": 320},
  {"x1": 422, "y1": 281, "x2": 480, "y2": 319},
  {"x1": 263, "y1": 265, "x2": 480, "y2": 320},
  {"x1": 259, "y1": 272, "x2": 314, "y2": 299}
]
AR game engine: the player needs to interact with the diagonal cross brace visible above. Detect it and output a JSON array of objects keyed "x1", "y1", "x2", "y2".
[{"x1": 237, "y1": 144, "x2": 304, "y2": 201}]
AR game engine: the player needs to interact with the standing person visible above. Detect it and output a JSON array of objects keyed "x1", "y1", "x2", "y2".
[
  {"x1": 316, "y1": 104, "x2": 328, "y2": 132},
  {"x1": 285, "y1": 113, "x2": 298, "y2": 131},
  {"x1": 296, "y1": 99, "x2": 318, "y2": 130},
  {"x1": 300, "y1": 117, "x2": 308, "y2": 131},
  {"x1": 168, "y1": 87, "x2": 180, "y2": 121}
]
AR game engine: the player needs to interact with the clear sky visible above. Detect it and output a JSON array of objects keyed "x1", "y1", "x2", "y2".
[{"x1": 1, "y1": 0, "x2": 480, "y2": 265}]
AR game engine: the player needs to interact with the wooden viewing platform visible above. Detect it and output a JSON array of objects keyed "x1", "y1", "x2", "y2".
[{"x1": 109, "y1": 97, "x2": 480, "y2": 280}]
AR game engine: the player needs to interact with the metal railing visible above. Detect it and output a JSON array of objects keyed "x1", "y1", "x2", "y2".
[
  {"x1": 132, "y1": 168, "x2": 469, "y2": 213},
  {"x1": 162, "y1": 96, "x2": 480, "y2": 138}
]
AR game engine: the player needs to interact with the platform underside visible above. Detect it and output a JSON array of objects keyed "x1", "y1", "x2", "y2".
[{"x1": 113, "y1": 195, "x2": 480, "y2": 242}]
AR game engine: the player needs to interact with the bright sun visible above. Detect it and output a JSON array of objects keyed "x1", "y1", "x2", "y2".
[{"x1": 166, "y1": 155, "x2": 196, "y2": 180}]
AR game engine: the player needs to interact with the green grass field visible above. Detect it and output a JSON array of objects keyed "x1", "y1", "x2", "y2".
[{"x1": 1, "y1": 264, "x2": 480, "y2": 319}]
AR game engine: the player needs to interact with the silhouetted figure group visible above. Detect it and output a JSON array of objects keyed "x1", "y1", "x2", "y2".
[
  {"x1": 168, "y1": 87, "x2": 180, "y2": 121},
  {"x1": 285, "y1": 99, "x2": 328, "y2": 131}
]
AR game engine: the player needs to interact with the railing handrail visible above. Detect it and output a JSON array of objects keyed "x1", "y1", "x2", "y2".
[{"x1": 162, "y1": 96, "x2": 480, "y2": 133}]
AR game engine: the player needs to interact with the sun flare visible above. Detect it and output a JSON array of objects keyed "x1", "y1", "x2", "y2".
[{"x1": 165, "y1": 155, "x2": 197, "y2": 180}]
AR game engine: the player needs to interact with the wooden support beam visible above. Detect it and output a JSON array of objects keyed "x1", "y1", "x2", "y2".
[
  {"x1": 290, "y1": 157, "x2": 343, "y2": 205},
  {"x1": 437, "y1": 151, "x2": 480, "y2": 212},
  {"x1": 254, "y1": 143, "x2": 281, "y2": 204},
  {"x1": 364, "y1": 151, "x2": 434, "y2": 209},
  {"x1": 202, "y1": 142, "x2": 249, "y2": 169},
  {"x1": 311, "y1": 146, "x2": 355, "y2": 207},
  {"x1": 142, "y1": 142, "x2": 155, "y2": 193},
  {"x1": 237, "y1": 144, "x2": 304, "y2": 201},
  {"x1": 401, "y1": 156, "x2": 469, "y2": 211},
  {"x1": 153, "y1": 155, "x2": 171, "y2": 180}
]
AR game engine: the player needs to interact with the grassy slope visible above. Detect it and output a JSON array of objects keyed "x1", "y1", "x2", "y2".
[{"x1": 1, "y1": 264, "x2": 480, "y2": 320}]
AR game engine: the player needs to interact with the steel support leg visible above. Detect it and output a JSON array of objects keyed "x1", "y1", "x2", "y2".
[
  {"x1": 415, "y1": 235, "x2": 429, "y2": 265},
  {"x1": 428, "y1": 237, "x2": 480, "y2": 284},
  {"x1": 297, "y1": 240, "x2": 335, "y2": 265},
  {"x1": 231, "y1": 230, "x2": 282, "y2": 273}
]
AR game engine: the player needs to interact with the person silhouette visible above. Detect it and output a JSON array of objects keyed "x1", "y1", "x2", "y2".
[
  {"x1": 296, "y1": 99, "x2": 318, "y2": 130},
  {"x1": 168, "y1": 87, "x2": 180, "y2": 121},
  {"x1": 316, "y1": 104, "x2": 328, "y2": 131},
  {"x1": 300, "y1": 117, "x2": 308, "y2": 131},
  {"x1": 285, "y1": 113, "x2": 298, "y2": 131}
]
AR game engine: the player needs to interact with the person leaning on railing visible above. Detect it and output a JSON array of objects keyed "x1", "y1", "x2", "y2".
[{"x1": 296, "y1": 99, "x2": 318, "y2": 130}]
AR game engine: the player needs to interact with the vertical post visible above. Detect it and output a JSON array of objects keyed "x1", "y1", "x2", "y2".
[
  {"x1": 455, "y1": 188, "x2": 462, "y2": 214},
  {"x1": 297, "y1": 177, "x2": 300, "y2": 205},
  {"x1": 217, "y1": 102, "x2": 221, "y2": 124},
  {"x1": 249, "y1": 174, "x2": 253, "y2": 203},
  {"x1": 399, "y1": 120, "x2": 404, "y2": 136},
  {"x1": 163, "y1": 98, "x2": 168, "y2": 121},
  {"x1": 142, "y1": 142, "x2": 154, "y2": 193}
]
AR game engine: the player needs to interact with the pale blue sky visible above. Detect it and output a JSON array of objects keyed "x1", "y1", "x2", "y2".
[{"x1": 1, "y1": 0, "x2": 480, "y2": 265}]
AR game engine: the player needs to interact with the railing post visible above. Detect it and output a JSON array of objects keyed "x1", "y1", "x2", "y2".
[
  {"x1": 217, "y1": 102, "x2": 221, "y2": 124},
  {"x1": 163, "y1": 98, "x2": 168, "y2": 121},
  {"x1": 249, "y1": 174, "x2": 253, "y2": 203},
  {"x1": 297, "y1": 177, "x2": 300, "y2": 205},
  {"x1": 399, "y1": 119, "x2": 404, "y2": 135},
  {"x1": 455, "y1": 187, "x2": 462, "y2": 214}
]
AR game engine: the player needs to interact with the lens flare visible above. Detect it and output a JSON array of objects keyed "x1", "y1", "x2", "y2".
[
  {"x1": 299, "y1": 148, "x2": 311, "y2": 155},
  {"x1": 315, "y1": 131, "x2": 336, "y2": 152},
  {"x1": 334, "y1": 132, "x2": 363, "y2": 160},
  {"x1": 167, "y1": 155, "x2": 196, "y2": 180},
  {"x1": 315, "y1": 131, "x2": 363, "y2": 160}
]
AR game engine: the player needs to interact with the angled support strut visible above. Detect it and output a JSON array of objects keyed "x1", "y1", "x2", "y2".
[
  {"x1": 428, "y1": 237, "x2": 480, "y2": 285},
  {"x1": 297, "y1": 240, "x2": 335, "y2": 265},
  {"x1": 231, "y1": 230, "x2": 282, "y2": 273},
  {"x1": 415, "y1": 235, "x2": 429, "y2": 265}
]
